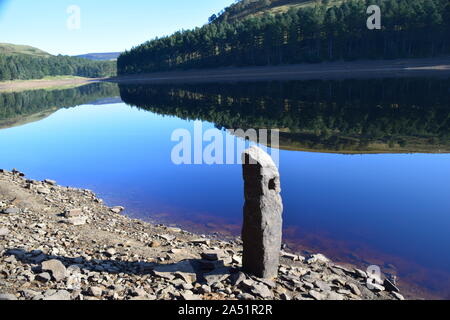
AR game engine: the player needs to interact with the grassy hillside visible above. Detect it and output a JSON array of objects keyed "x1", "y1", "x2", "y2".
[
  {"x1": 212, "y1": 0, "x2": 339, "y2": 22},
  {"x1": 0, "y1": 43, "x2": 52, "y2": 58},
  {"x1": 118, "y1": 0, "x2": 450, "y2": 75},
  {"x1": 0, "y1": 82, "x2": 119, "y2": 129},
  {"x1": 0, "y1": 43, "x2": 117, "y2": 81}
]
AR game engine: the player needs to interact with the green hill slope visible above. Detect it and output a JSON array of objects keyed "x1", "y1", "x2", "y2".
[
  {"x1": 212, "y1": 0, "x2": 328, "y2": 23},
  {"x1": 118, "y1": 0, "x2": 450, "y2": 75},
  {"x1": 0, "y1": 43, "x2": 117, "y2": 81},
  {"x1": 0, "y1": 43, "x2": 52, "y2": 58}
]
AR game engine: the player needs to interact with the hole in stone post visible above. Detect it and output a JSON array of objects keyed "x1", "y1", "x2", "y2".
[{"x1": 269, "y1": 178, "x2": 277, "y2": 191}]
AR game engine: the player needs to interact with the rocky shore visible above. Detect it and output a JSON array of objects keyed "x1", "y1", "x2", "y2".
[{"x1": 0, "y1": 169, "x2": 404, "y2": 301}]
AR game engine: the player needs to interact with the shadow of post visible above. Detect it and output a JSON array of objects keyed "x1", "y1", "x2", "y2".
[{"x1": 4, "y1": 248, "x2": 235, "y2": 285}]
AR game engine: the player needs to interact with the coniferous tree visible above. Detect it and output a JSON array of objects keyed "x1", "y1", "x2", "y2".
[
  {"x1": 0, "y1": 54, "x2": 116, "y2": 81},
  {"x1": 118, "y1": 0, "x2": 450, "y2": 75}
]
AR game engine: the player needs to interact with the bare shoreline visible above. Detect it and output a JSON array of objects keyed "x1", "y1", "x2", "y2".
[
  {"x1": 0, "y1": 77, "x2": 104, "y2": 93},
  {"x1": 0, "y1": 168, "x2": 408, "y2": 301},
  {"x1": 108, "y1": 57, "x2": 450, "y2": 84},
  {"x1": 1, "y1": 57, "x2": 450, "y2": 93}
]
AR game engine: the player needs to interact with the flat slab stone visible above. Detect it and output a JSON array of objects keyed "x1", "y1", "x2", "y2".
[
  {"x1": 44, "y1": 179, "x2": 57, "y2": 186},
  {"x1": 240, "y1": 279, "x2": 274, "y2": 299},
  {"x1": 153, "y1": 260, "x2": 197, "y2": 283},
  {"x1": 203, "y1": 267, "x2": 230, "y2": 286},
  {"x1": 201, "y1": 250, "x2": 224, "y2": 261},
  {"x1": 66, "y1": 216, "x2": 88, "y2": 226},
  {"x1": 159, "y1": 234, "x2": 176, "y2": 242},
  {"x1": 36, "y1": 187, "x2": 51, "y2": 195},
  {"x1": 181, "y1": 291, "x2": 202, "y2": 301},
  {"x1": 64, "y1": 208, "x2": 83, "y2": 218},
  {"x1": 309, "y1": 290, "x2": 326, "y2": 300},
  {"x1": 111, "y1": 206, "x2": 124, "y2": 214},
  {"x1": 0, "y1": 294, "x2": 18, "y2": 301},
  {"x1": 190, "y1": 239, "x2": 210, "y2": 246},
  {"x1": 42, "y1": 290, "x2": 71, "y2": 301},
  {"x1": 2, "y1": 207, "x2": 20, "y2": 215}
]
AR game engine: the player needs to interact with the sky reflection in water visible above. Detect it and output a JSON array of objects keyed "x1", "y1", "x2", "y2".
[{"x1": 0, "y1": 100, "x2": 449, "y2": 298}]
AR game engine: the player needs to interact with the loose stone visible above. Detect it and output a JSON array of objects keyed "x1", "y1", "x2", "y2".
[
  {"x1": 346, "y1": 283, "x2": 362, "y2": 296},
  {"x1": 42, "y1": 260, "x2": 67, "y2": 282},
  {"x1": 64, "y1": 208, "x2": 83, "y2": 218},
  {"x1": 384, "y1": 278, "x2": 400, "y2": 293},
  {"x1": 66, "y1": 216, "x2": 88, "y2": 226},
  {"x1": 392, "y1": 292, "x2": 405, "y2": 300},
  {"x1": 44, "y1": 179, "x2": 57, "y2": 186},
  {"x1": 36, "y1": 273, "x2": 52, "y2": 283},
  {"x1": 43, "y1": 290, "x2": 71, "y2": 301},
  {"x1": 111, "y1": 206, "x2": 124, "y2": 214},
  {"x1": 2, "y1": 207, "x2": 20, "y2": 215},
  {"x1": 0, "y1": 227, "x2": 9, "y2": 237},
  {"x1": 89, "y1": 286, "x2": 103, "y2": 297},
  {"x1": 0, "y1": 294, "x2": 18, "y2": 301}
]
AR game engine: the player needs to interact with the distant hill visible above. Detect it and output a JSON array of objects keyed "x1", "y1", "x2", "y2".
[
  {"x1": 0, "y1": 43, "x2": 52, "y2": 58},
  {"x1": 75, "y1": 53, "x2": 121, "y2": 61},
  {"x1": 0, "y1": 43, "x2": 117, "y2": 81}
]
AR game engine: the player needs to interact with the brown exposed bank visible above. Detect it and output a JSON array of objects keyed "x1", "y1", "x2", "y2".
[
  {"x1": 110, "y1": 57, "x2": 450, "y2": 84},
  {"x1": 1, "y1": 57, "x2": 450, "y2": 93}
]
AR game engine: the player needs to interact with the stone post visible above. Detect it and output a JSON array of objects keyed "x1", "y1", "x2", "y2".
[{"x1": 241, "y1": 146, "x2": 283, "y2": 279}]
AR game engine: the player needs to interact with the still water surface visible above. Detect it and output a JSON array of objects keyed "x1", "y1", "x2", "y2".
[{"x1": 1, "y1": 79, "x2": 449, "y2": 298}]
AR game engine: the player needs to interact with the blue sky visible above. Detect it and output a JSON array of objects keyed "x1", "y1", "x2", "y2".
[{"x1": 0, "y1": 0, "x2": 232, "y2": 55}]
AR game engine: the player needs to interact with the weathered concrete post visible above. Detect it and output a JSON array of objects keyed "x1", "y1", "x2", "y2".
[{"x1": 241, "y1": 146, "x2": 283, "y2": 279}]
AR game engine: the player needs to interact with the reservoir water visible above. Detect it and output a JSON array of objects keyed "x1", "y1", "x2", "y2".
[{"x1": 1, "y1": 78, "x2": 449, "y2": 298}]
